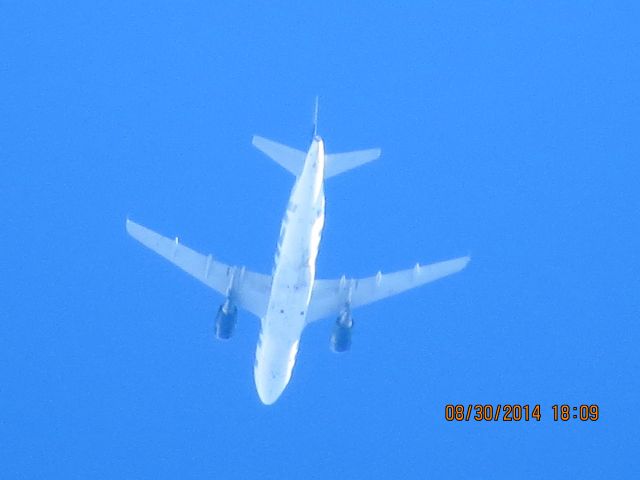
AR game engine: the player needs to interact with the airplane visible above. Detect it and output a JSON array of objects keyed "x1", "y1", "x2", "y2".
[{"x1": 126, "y1": 100, "x2": 470, "y2": 405}]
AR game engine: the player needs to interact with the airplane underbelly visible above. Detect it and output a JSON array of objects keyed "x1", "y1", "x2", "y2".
[
  {"x1": 254, "y1": 264, "x2": 311, "y2": 404},
  {"x1": 254, "y1": 330, "x2": 300, "y2": 405},
  {"x1": 253, "y1": 177, "x2": 324, "y2": 404}
]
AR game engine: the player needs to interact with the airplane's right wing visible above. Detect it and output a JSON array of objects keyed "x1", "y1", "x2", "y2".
[
  {"x1": 306, "y1": 256, "x2": 470, "y2": 323},
  {"x1": 126, "y1": 219, "x2": 272, "y2": 319}
]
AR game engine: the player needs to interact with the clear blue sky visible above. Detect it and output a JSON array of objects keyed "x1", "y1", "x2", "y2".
[{"x1": 2, "y1": 2, "x2": 639, "y2": 478}]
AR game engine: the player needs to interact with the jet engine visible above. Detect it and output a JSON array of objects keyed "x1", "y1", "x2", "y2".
[
  {"x1": 215, "y1": 299, "x2": 238, "y2": 340},
  {"x1": 330, "y1": 310, "x2": 353, "y2": 353}
]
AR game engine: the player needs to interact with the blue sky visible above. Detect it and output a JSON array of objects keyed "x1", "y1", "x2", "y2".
[{"x1": 2, "y1": 2, "x2": 639, "y2": 478}]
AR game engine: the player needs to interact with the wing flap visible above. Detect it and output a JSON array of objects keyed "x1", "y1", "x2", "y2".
[
  {"x1": 126, "y1": 219, "x2": 271, "y2": 318},
  {"x1": 307, "y1": 256, "x2": 470, "y2": 322}
]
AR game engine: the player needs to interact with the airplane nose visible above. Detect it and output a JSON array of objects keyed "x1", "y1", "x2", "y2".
[
  {"x1": 255, "y1": 371, "x2": 287, "y2": 405},
  {"x1": 257, "y1": 384, "x2": 284, "y2": 405},
  {"x1": 253, "y1": 331, "x2": 301, "y2": 405}
]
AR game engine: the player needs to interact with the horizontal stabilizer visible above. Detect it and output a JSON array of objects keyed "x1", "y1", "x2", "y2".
[
  {"x1": 252, "y1": 135, "x2": 306, "y2": 176},
  {"x1": 324, "y1": 148, "x2": 381, "y2": 179}
]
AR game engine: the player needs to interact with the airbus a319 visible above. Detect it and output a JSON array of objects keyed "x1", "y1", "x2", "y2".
[{"x1": 127, "y1": 101, "x2": 469, "y2": 404}]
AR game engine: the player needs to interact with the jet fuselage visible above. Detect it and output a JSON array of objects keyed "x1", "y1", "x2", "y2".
[{"x1": 253, "y1": 136, "x2": 326, "y2": 404}]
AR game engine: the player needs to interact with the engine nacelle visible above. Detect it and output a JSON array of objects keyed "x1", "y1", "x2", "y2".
[
  {"x1": 330, "y1": 310, "x2": 353, "y2": 353},
  {"x1": 215, "y1": 299, "x2": 238, "y2": 340}
]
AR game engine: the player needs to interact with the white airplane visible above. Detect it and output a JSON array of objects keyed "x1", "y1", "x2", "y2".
[{"x1": 126, "y1": 102, "x2": 469, "y2": 405}]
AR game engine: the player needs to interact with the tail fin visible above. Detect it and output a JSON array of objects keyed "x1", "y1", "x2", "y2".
[
  {"x1": 313, "y1": 96, "x2": 319, "y2": 137},
  {"x1": 324, "y1": 148, "x2": 381, "y2": 178}
]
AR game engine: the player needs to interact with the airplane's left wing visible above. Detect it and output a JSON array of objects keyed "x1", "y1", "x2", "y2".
[
  {"x1": 126, "y1": 219, "x2": 272, "y2": 318},
  {"x1": 306, "y1": 256, "x2": 470, "y2": 323}
]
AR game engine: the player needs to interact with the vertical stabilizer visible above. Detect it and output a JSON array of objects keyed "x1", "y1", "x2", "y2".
[{"x1": 313, "y1": 96, "x2": 319, "y2": 137}]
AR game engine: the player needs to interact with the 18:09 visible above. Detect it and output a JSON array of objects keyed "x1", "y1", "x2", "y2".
[{"x1": 552, "y1": 404, "x2": 599, "y2": 421}]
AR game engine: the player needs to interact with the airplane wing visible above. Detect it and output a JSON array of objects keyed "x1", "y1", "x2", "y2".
[
  {"x1": 306, "y1": 256, "x2": 470, "y2": 323},
  {"x1": 126, "y1": 219, "x2": 272, "y2": 318}
]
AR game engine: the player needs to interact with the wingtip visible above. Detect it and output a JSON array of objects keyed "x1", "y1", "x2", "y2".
[{"x1": 125, "y1": 217, "x2": 137, "y2": 235}]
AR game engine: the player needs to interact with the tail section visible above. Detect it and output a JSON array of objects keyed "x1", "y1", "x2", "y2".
[
  {"x1": 253, "y1": 98, "x2": 380, "y2": 178},
  {"x1": 252, "y1": 134, "x2": 381, "y2": 179},
  {"x1": 312, "y1": 96, "x2": 381, "y2": 178}
]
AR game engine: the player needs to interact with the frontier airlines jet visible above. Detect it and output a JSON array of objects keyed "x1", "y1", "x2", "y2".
[{"x1": 127, "y1": 103, "x2": 469, "y2": 404}]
